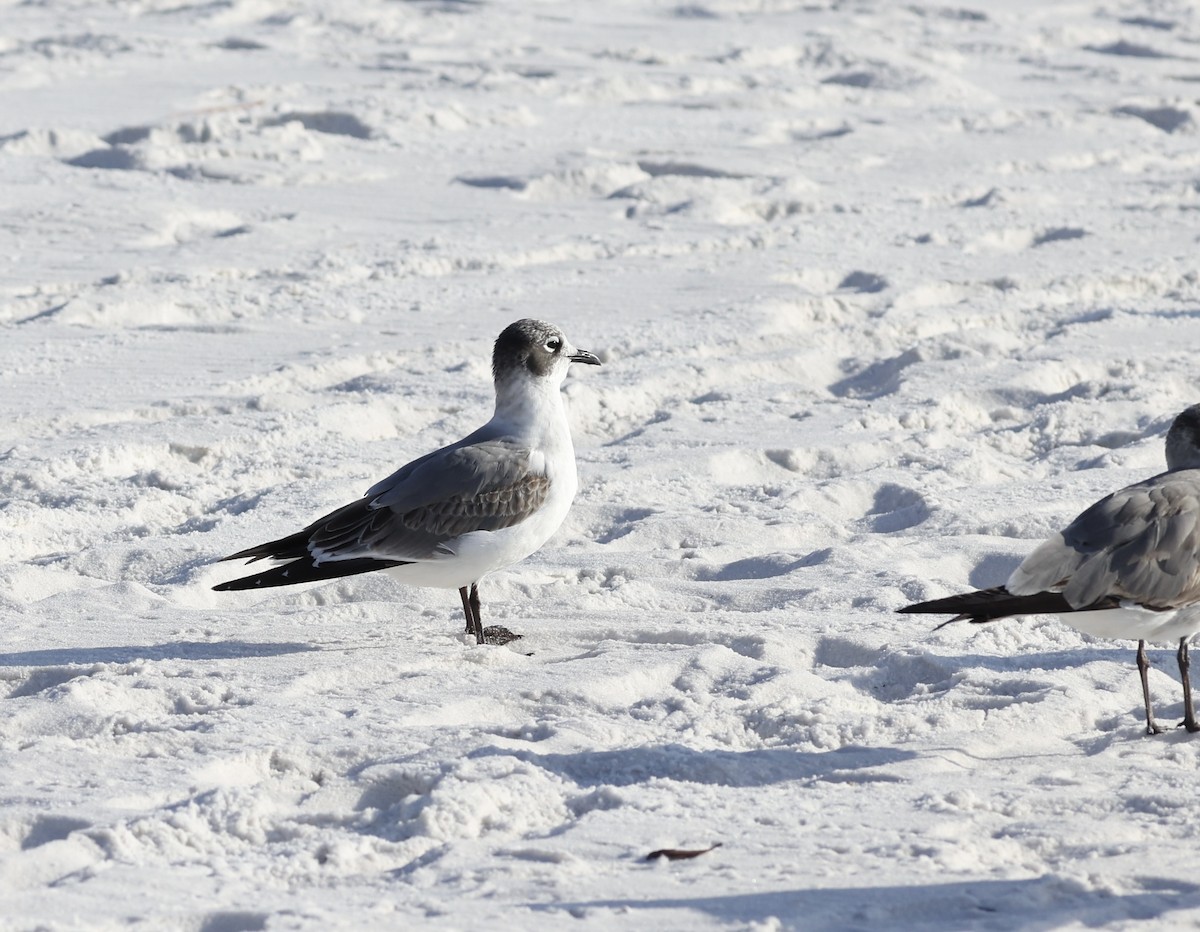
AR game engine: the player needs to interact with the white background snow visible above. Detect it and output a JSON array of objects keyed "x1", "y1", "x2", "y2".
[{"x1": 4, "y1": 0, "x2": 1200, "y2": 928}]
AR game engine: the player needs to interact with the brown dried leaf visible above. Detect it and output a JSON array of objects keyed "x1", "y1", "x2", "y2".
[{"x1": 644, "y1": 842, "x2": 722, "y2": 861}]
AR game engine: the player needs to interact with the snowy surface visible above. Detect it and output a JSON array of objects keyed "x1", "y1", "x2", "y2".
[{"x1": 4, "y1": 0, "x2": 1200, "y2": 928}]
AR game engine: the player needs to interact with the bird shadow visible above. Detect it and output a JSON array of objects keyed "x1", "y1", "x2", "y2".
[
  {"x1": 928, "y1": 645, "x2": 1131, "y2": 674},
  {"x1": 533, "y1": 876, "x2": 1200, "y2": 930},
  {"x1": 0, "y1": 640, "x2": 317, "y2": 667},
  {"x1": 471, "y1": 743, "x2": 916, "y2": 789}
]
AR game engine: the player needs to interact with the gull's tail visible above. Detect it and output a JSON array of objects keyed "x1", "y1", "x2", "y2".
[
  {"x1": 217, "y1": 529, "x2": 312, "y2": 564},
  {"x1": 897, "y1": 586, "x2": 1083, "y2": 627}
]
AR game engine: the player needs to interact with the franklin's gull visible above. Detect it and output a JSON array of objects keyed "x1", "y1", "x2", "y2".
[
  {"x1": 900, "y1": 404, "x2": 1200, "y2": 735},
  {"x1": 213, "y1": 318, "x2": 601, "y2": 645}
]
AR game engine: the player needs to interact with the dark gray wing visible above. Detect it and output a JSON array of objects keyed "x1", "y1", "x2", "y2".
[
  {"x1": 365, "y1": 430, "x2": 536, "y2": 512},
  {"x1": 1007, "y1": 469, "x2": 1200, "y2": 609},
  {"x1": 306, "y1": 439, "x2": 551, "y2": 563}
]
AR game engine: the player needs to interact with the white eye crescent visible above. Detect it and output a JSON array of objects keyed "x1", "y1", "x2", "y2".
[{"x1": 545, "y1": 338, "x2": 562, "y2": 352}]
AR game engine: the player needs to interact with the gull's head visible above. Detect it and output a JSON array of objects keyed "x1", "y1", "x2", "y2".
[
  {"x1": 1165, "y1": 403, "x2": 1200, "y2": 470},
  {"x1": 492, "y1": 319, "x2": 601, "y2": 388}
]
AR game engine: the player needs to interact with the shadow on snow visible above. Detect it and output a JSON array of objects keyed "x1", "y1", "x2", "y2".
[
  {"x1": 473, "y1": 743, "x2": 916, "y2": 789},
  {"x1": 535, "y1": 876, "x2": 1200, "y2": 930},
  {"x1": 0, "y1": 640, "x2": 317, "y2": 667}
]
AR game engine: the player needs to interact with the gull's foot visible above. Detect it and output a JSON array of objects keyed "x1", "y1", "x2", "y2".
[
  {"x1": 1177, "y1": 719, "x2": 1200, "y2": 733},
  {"x1": 1147, "y1": 722, "x2": 1165, "y2": 736},
  {"x1": 482, "y1": 625, "x2": 522, "y2": 646}
]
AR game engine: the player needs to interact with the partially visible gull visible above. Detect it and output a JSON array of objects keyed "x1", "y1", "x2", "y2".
[
  {"x1": 213, "y1": 318, "x2": 601, "y2": 645},
  {"x1": 900, "y1": 404, "x2": 1200, "y2": 735}
]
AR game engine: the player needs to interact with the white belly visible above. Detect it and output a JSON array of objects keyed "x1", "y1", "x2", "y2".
[{"x1": 1059, "y1": 604, "x2": 1200, "y2": 645}]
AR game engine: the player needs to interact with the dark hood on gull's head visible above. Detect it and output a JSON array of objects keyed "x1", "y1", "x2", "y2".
[{"x1": 492, "y1": 318, "x2": 600, "y2": 380}]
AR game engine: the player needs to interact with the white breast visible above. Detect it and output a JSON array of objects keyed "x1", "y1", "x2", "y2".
[{"x1": 383, "y1": 443, "x2": 578, "y2": 591}]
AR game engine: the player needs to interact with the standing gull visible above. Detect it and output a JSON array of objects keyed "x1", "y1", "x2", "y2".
[
  {"x1": 900, "y1": 404, "x2": 1200, "y2": 735},
  {"x1": 213, "y1": 319, "x2": 601, "y2": 645}
]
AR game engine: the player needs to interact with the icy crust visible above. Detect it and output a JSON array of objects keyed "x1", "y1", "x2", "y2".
[{"x1": 6, "y1": 0, "x2": 1200, "y2": 928}]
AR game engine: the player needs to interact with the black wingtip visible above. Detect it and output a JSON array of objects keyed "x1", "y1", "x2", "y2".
[
  {"x1": 897, "y1": 586, "x2": 1092, "y2": 626},
  {"x1": 211, "y1": 572, "x2": 276, "y2": 592},
  {"x1": 897, "y1": 603, "x2": 971, "y2": 627},
  {"x1": 212, "y1": 557, "x2": 411, "y2": 592}
]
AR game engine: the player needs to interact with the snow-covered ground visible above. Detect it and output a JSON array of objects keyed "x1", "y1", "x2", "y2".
[{"x1": 4, "y1": 0, "x2": 1200, "y2": 928}]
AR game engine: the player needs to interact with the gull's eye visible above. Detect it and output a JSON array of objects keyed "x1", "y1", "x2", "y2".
[{"x1": 545, "y1": 338, "x2": 562, "y2": 353}]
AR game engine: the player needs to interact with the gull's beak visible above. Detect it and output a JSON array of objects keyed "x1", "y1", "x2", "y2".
[{"x1": 569, "y1": 348, "x2": 602, "y2": 366}]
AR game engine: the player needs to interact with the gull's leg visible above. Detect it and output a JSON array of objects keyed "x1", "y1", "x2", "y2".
[
  {"x1": 1178, "y1": 638, "x2": 1200, "y2": 733},
  {"x1": 469, "y1": 584, "x2": 484, "y2": 645},
  {"x1": 1137, "y1": 640, "x2": 1164, "y2": 736},
  {"x1": 459, "y1": 586, "x2": 483, "y2": 644},
  {"x1": 459, "y1": 586, "x2": 472, "y2": 633},
  {"x1": 474, "y1": 582, "x2": 522, "y2": 646},
  {"x1": 469, "y1": 584, "x2": 481, "y2": 635}
]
